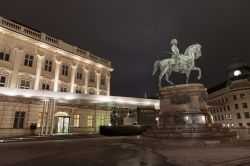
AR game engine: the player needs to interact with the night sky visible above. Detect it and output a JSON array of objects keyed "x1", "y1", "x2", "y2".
[{"x1": 1, "y1": 0, "x2": 250, "y2": 98}]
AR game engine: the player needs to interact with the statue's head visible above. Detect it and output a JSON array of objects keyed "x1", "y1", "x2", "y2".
[{"x1": 170, "y1": 39, "x2": 178, "y2": 45}]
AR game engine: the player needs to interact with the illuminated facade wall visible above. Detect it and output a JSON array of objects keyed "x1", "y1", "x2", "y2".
[
  {"x1": 0, "y1": 16, "x2": 113, "y2": 137},
  {"x1": 0, "y1": 16, "x2": 112, "y2": 96}
]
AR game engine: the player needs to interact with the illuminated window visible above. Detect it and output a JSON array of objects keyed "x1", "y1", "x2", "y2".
[
  {"x1": 45, "y1": 60, "x2": 52, "y2": 72},
  {"x1": 37, "y1": 112, "x2": 43, "y2": 127},
  {"x1": 225, "y1": 114, "x2": 228, "y2": 120},
  {"x1": 100, "y1": 116, "x2": 105, "y2": 125},
  {"x1": 87, "y1": 115, "x2": 93, "y2": 127},
  {"x1": 13, "y1": 112, "x2": 25, "y2": 128},
  {"x1": 24, "y1": 54, "x2": 33, "y2": 67},
  {"x1": 74, "y1": 115, "x2": 80, "y2": 127},
  {"x1": 20, "y1": 80, "x2": 30, "y2": 89},
  {"x1": 89, "y1": 72, "x2": 95, "y2": 83},
  {"x1": 229, "y1": 114, "x2": 232, "y2": 120},
  {"x1": 62, "y1": 65, "x2": 69, "y2": 76},
  {"x1": 0, "y1": 52, "x2": 9, "y2": 61},
  {"x1": 0, "y1": 75, "x2": 6, "y2": 87}
]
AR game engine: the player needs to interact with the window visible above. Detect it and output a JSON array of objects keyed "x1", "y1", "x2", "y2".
[
  {"x1": 20, "y1": 80, "x2": 30, "y2": 89},
  {"x1": 247, "y1": 123, "x2": 250, "y2": 127},
  {"x1": 237, "y1": 113, "x2": 241, "y2": 119},
  {"x1": 87, "y1": 115, "x2": 93, "y2": 127},
  {"x1": 240, "y1": 94, "x2": 245, "y2": 99},
  {"x1": 13, "y1": 112, "x2": 25, "y2": 128},
  {"x1": 0, "y1": 75, "x2": 6, "y2": 87},
  {"x1": 223, "y1": 106, "x2": 226, "y2": 111},
  {"x1": 233, "y1": 95, "x2": 237, "y2": 100},
  {"x1": 0, "y1": 52, "x2": 10, "y2": 61},
  {"x1": 214, "y1": 116, "x2": 217, "y2": 121},
  {"x1": 218, "y1": 116, "x2": 220, "y2": 121},
  {"x1": 244, "y1": 112, "x2": 250, "y2": 119},
  {"x1": 24, "y1": 54, "x2": 34, "y2": 67},
  {"x1": 229, "y1": 114, "x2": 232, "y2": 120},
  {"x1": 239, "y1": 123, "x2": 243, "y2": 127},
  {"x1": 225, "y1": 114, "x2": 228, "y2": 120},
  {"x1": 100, "y1": 116, "x2": 105, "y2": 125},
  {"x1": 45, "y1": 60, "x2": 52, "y2": 72},
  {"x1": 227, "y1": 105, "x2": 230, "y2": 111},
  {"x1": 74, "y1": 115, "x2": 80, "y2": 127},
  {"x1": 216, "y1": 108, "x2": 219, "y2": 113},
  {"x1": 235, "y1": 104, "x2": 239, "y2": 109},
  {"x1": 60, "y1": 87, "x2": 67, "y2": 92},
  {"x1": 225, "y1": 98, "x2": 228, "y2": 102},
  {"x1": 101, "y1": 76, "x2": 105, "y2": 86},
  {"x1": 75, "y1": 89, "x2": 81, "y2": 94},
  {"x1": 42, "y1": 83, "x2": 50, "y2": 90},
  {"x1": 62, "y1": 65, "x2": 69, "y2": 76},
  {"x1": 242, "y1": 103, "x2": 248, "y2": 108},
  {"x1": 76, "y1": 71, "x2": 82, "y2": 80},
  {"x1": 37, "y1": 112, "x2": 43, "y2": 127},
  {"x1": 221, "y1": 115, "x2": 224, "y2": 120},
  {"x1": 89, "y1": 72, "x2": 95, "y2": 83},
  {"x1": 220, "y1": 107, "x2": 222, "y2": 112}
]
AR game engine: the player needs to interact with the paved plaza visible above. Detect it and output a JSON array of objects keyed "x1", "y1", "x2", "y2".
[{"x1": 0, "y1": 135, "x2": 250, "y2": 166}]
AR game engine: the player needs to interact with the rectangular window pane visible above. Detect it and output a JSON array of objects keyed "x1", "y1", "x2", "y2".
[
  {"x1": 0, "y1": 76, "x2": 6, "y2": 87},
  {"x1": 13, "y1": 112, "x2": 25, "y2": 128},
  {"x1": 87, "y1": 115, "x2": 93, "y2": 127}
]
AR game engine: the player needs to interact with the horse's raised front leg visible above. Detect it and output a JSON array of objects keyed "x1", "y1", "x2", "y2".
[
  {"x1": 165, "y1": 71, "x2": 173, "y2": 86},
  {"x1": 192, "y1": 67, "x2": 201, "y2": 80}
]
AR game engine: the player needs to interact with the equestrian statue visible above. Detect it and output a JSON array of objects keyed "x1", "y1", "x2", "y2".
[{"x1": 153, "y1": 39, "x2": 202, "y2": 87}]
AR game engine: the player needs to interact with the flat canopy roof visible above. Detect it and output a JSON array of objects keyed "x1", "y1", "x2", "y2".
[{"x1": 0, "y1": 87, "x2": 159, "y2": 109}]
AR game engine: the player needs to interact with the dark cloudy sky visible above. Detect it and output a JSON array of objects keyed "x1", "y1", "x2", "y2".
[{"x1": 1, "y1": 0, "x2": 250, "y2": 97}]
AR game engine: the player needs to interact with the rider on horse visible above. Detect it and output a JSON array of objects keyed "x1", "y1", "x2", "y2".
[{"x1": 170, "y1": 39, "x2": 182, "y2": 68}]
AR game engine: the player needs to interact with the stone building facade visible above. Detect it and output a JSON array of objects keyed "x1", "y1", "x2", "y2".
[
  {"x1": 0, "y1": 16, "x2": 114, "y2": 137},
  {"x1": 0, "y1": 16, "x2": 159, "y2": 138}
]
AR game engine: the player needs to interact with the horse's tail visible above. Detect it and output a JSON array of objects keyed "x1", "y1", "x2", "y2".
[{"x1": 152, "y1": 60, "x2": 160, "y2": 76}]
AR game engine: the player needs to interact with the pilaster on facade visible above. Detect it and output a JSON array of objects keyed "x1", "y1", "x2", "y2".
[
  {"x1": 53, "y1": 58, "x2": 62, "y2": 92},
  {"x1": 70, "y1": 64, "x2": 77, "y2": 93},
  {"x1": 34, "y1": 54, "x2": 45, "y2": 90},
  {"x1": 9, "y1": 48, "x2": 24, "y2": 88},
  {"x1": 96, "y1": 71, "x2": 101, "y2": 95},
  {"x1": 106, "y1": 76, "x2": 111, "y2": 96},
  {"x1": 84, "y1": 69, "x2": 89, "y2": 94}
]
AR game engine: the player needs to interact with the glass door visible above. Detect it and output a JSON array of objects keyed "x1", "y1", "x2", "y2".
[{"x1": 57, "y1": 116, "x2": 70, "y2": 133}]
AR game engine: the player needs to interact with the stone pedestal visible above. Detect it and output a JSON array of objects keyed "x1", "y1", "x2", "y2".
[{"x1": 143, "y1": 84, "x2": 235, "y2": 139}]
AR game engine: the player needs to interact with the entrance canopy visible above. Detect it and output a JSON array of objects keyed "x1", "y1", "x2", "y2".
[{"x1": 0, "y1": 87, "x2": 159, "y2": 109}]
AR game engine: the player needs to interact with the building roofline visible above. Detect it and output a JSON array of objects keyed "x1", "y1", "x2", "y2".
[{"x1": 0, "y1": 16, "x2": 113, "y2": 71}]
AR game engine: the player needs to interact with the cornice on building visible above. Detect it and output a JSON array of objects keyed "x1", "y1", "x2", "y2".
[{"x1": 0, "y1": 16, "x2": 113, "y2": 72}]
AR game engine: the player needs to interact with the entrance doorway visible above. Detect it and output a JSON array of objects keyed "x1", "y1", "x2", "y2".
[{"x1": 57, "y1": 116, "x2": 70, "y2": 133}]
